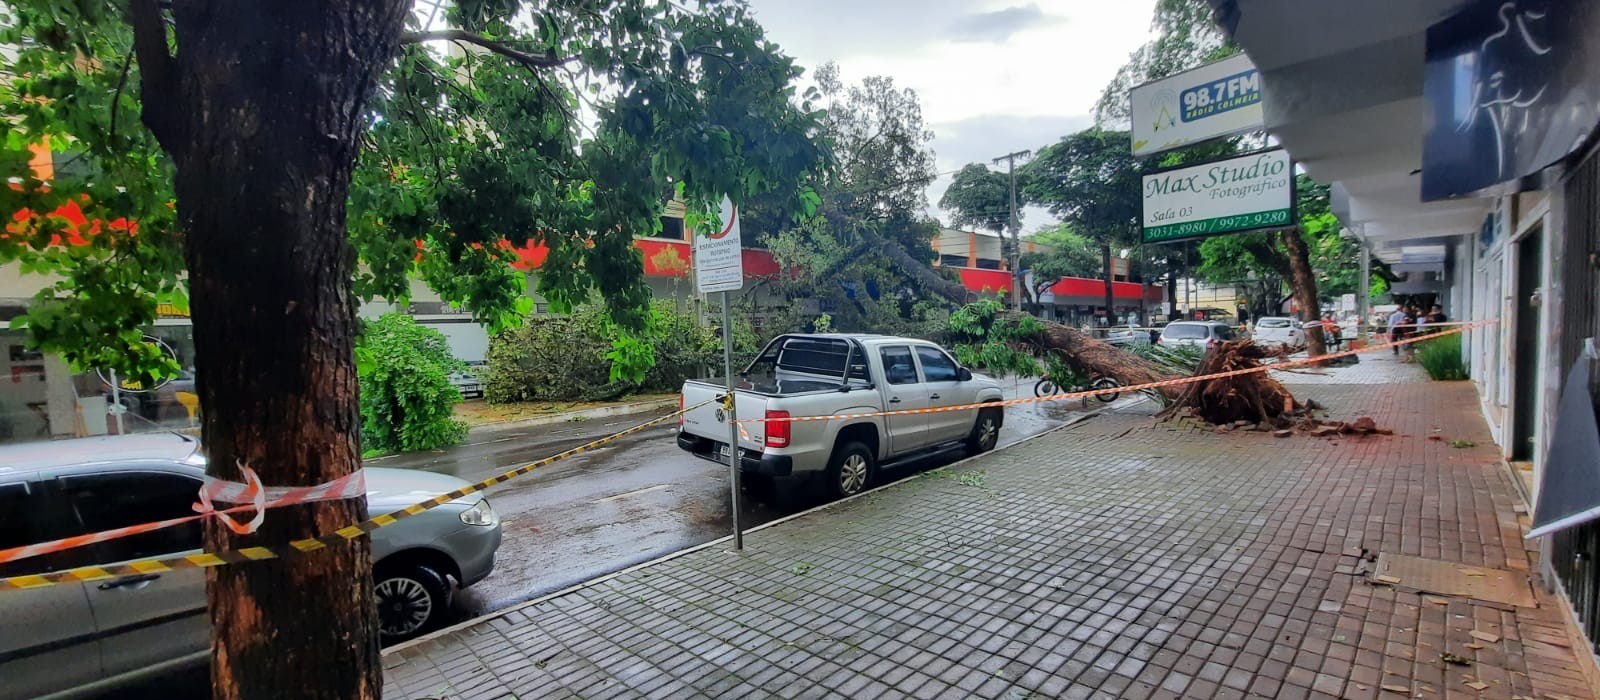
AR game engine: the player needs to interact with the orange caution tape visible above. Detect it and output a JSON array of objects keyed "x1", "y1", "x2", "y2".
[
  {"x1": 0, "y1": 401, "x2": 712, "y2": 591},
  {"x1": 734, "y1": 320, "x2": 1497, "y2": 424}
]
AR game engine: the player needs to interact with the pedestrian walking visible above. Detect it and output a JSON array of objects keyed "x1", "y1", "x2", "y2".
[
  {"x1": 1399, "y1": 305, "x2": 1420, "y2": 362},
  {"x1": 1387, "y1": 307, "x2": 1408, "y2": 356},
  {"x1": 1425, "y1": 304, "x2": 1447, "y2": 327}
]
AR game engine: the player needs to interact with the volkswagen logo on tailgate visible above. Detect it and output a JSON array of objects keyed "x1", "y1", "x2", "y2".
[{"x1": 714, "y1": 408, "x2": 726, "y2": 423}]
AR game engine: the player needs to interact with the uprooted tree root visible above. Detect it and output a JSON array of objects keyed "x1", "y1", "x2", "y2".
[{"x1": 1157, "y1": 340, "x2": 1390, "y2": 437}]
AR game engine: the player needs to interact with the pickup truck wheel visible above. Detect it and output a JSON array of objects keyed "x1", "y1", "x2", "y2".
[
  {"x1": 827, "y1": 442, "x2": 875, "y2": 498},
  {"x1": 966, "y1": 408, "x2": 1001, "y2": 455}
]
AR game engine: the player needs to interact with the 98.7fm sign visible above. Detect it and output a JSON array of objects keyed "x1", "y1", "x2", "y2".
[
  {"x1": 1131, "y1": 53, "x2": 1264, "y2": 158},
  {"x1": 1141, "y1": 149, "x2": 1295, "y2": 245}
]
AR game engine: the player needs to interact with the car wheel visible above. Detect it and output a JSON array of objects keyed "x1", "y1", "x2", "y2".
[
  {"x1": 375, "y1": 564, "x2": 450, "y2": 643},
  {"x1": 826, "y1": 442, "x2": 875, "y2": 499},
  {"x1": 966, "y1": 408, "x2": 1001, "y2": 455}
]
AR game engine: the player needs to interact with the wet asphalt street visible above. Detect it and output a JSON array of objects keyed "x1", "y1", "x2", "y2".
[{"x1": 370, "y1": 375, "x2": 1095, "y2": 625}]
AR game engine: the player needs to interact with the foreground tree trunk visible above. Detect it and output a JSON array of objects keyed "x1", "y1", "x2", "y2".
[
  {"x1": 132, "y1": 1, "x2": 409, "y2": 698},
  {"x1": 1279, "y1": 228, "x2": 1327, "y2": 357}
]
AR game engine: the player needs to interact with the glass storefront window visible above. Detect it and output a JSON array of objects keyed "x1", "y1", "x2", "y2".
[{"x1": 0, "y1": 324, "x2": 199, "y2": 445}]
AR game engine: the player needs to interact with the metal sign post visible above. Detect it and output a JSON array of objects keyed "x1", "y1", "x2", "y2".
[
  {"x1": 108, "y1": 369, "x2": 126, "y2": 435},
  {"x1": 720, "y1": 292, "x2": 742, "y2": 550},
  {"x1": 694, "y1": 196, "x2": 746, "y2": 551}
]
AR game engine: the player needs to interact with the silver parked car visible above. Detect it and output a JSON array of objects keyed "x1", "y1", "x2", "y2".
[
  {"x1": 1158, "y1": 320, "x2": 1237, "y2": 348},
  {"x1": 0, "y1": 433, "x2": 502, "y2": 700}
]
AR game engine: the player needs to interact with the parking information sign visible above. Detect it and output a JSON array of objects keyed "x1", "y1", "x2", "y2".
[
  {"x1": 694, "y1": 196, "x2": 743, "y2": 294},
  {"x1": 1141, "y1": 149, "x2": 1294, "y2": 244}
]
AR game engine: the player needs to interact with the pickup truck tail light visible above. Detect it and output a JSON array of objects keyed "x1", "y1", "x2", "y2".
[
  {"x1": 765, "y1": 410, "x2": 790, "y2": 448},
  {"x1": 679, "y1": 394, "x2": 685, "y2": 425}
]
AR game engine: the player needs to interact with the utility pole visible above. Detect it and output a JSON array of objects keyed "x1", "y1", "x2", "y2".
[
  {"x1": 1356, "y1": 233, "x2": 1371, "y2": 342},
  {"x1": 992, "y1": 149, "x2": 1031, "y2": 311}
]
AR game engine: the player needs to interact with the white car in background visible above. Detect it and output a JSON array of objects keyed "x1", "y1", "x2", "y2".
[
  {"x1": 1157, "y1": 321, "x2": 1237, "y2": 348},
  {"x1": 450, "y1": 363, "x2": 485, "y2": 399},
  {"x1": 1251, "y1": 317, "x2": 1304, "y2": 346}
]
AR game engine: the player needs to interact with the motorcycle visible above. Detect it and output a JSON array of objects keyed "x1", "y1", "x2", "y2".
[{"x1": 1033, "y1": 373, "x2": 1122, "y2": 402}]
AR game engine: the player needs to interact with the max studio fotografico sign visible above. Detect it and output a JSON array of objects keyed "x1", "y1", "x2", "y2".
[{"x1": 1141, "y1": 149, "x2": 1294, "y2": 244}]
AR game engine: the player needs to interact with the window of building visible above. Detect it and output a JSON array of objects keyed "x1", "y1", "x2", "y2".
[
  {"x1": 938, "y1": 254, "x2": 968, "y2": 268},
  {"x1": 975, "y1": 258, "x2": 1002, "y2": 270},
  {"x1": 657, "y1": 216, "x2": 686, "y2": 240}
]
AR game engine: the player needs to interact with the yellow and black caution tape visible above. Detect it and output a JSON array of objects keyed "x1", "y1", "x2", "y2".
[{"x1": 0, "y1": 402, "x2": 707, "y2": 591}]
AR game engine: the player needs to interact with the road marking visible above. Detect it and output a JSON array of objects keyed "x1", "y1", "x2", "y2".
[
  {"x1": 593, "y1": 484, "x2": 669, "y2": 503},
  {"x1": 458, "y1": 435, "x2": 524, "y2": 447}
]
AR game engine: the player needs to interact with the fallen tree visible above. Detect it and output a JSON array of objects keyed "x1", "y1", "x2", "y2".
[
  {"x1": 1157, "y1": 340, "x2": 1387, "y2": 436},
  {"x1": 1159, "y1": 339, "x2": 1300, "y2": 426},
  {"x1": 845, "y1": 224, "x2": 1367, "y2": 431},
  {"x1": 946, "y1": 302, "x2": 1177, "y2": 400}
]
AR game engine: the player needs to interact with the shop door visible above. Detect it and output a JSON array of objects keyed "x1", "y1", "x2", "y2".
[{"x1": 1512, "y1": 227, "x2": 1542, "y2": 461}]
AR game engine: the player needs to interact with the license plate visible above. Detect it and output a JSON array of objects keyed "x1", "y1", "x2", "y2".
[{"x1": 718, "y1": 444, "x2": 732, "y2": 460}]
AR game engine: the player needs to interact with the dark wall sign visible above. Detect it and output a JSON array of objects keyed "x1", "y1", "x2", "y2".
[{"x1": 1423, "y1": 0, "x2": 1600, "y2": 201}]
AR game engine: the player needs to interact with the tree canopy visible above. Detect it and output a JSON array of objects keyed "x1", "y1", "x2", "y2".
[
  {"x1": 1022, "y1": 129, "x2": 1142, "y2": 250},
  {"x1": 745, "y1": 63, "x2": 965, "y2": 326},
  {"x1": 939, "y1": 162, "x2": 1015, "y2": 235},
  {"x1": 1094, "y1": 0, "x2": 1236, "y2": 126},
  {"x1": 1019, "y1": 225, "x2": 1100, "y2": 301},
  {"x1": 0, "y1": 0, "x2": 829, "y2": 384}
]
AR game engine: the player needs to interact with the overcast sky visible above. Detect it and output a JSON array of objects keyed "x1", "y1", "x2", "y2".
[{"x1": 744, "y1": 0, "x2": 1155, "y2": 232}]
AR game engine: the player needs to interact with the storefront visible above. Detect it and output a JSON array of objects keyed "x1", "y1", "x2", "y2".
[
  {"x1": 0, "y1": 321, "x2": 198, "y2": 441},
  {"x1": 1211, "y1": 0, "x2": 1600, "y2": 651}
]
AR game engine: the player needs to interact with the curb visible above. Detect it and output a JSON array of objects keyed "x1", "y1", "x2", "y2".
[
  {"x1": 384, "y1": 407, "x2": 1105, "y2": 656},
  {"x1": 461, "y1": 397, "x2": 678, "y2": 431}
]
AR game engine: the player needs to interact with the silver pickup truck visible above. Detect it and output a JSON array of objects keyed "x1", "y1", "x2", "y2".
[{"x1": 677, "y1": 334, "x2": 1005, "y2": 498}]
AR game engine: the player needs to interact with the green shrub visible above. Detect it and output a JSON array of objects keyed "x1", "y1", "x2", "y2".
[
  {"x1": 1416, "y1": 333, "x2": 1469, "y2": 380},
  {"x1": 482, "y1": 305, "x2": 610, "y2": 403},
  {"x1": 358, "y1": 313, "x2": 468, "y2": 454},
  {"x1": 483, "y1": 300, "x2": 759, "y2": 403}
]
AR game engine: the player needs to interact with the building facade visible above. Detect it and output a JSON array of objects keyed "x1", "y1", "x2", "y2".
[
  {"x1": 1213, "y1": 0, "x2": 1600, "y2": 654},
  {"x1": 930, "y1": 227, "x2": 1165, "y2": 326}
]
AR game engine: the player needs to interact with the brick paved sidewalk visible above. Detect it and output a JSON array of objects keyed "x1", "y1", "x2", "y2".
[{"x1": 382, "y1": 361, "x2": 1596, "y2": 699}]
